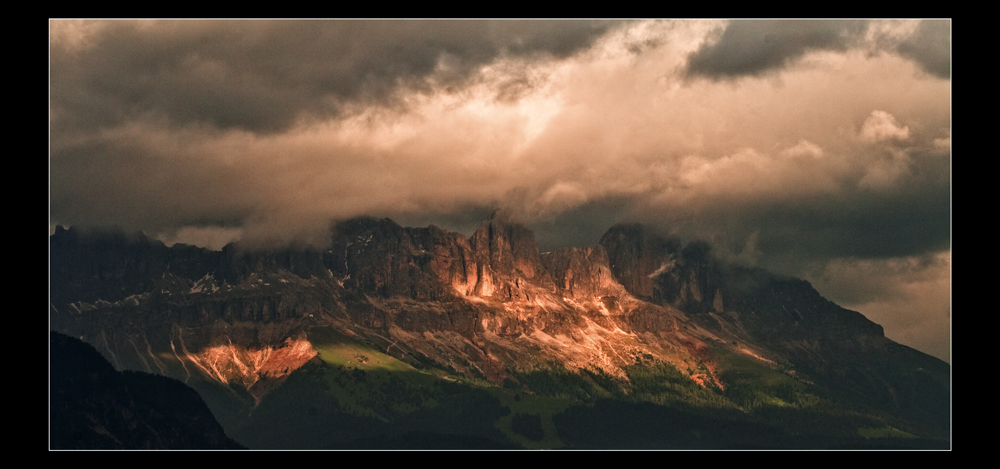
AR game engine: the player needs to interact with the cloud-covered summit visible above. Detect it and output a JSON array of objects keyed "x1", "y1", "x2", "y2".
[{"x1": 49, "y1": 19, "x2": 950, "y2": 361}]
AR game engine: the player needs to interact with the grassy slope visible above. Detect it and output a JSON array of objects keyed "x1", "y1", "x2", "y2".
[
  {"x1": 223, "y1": 327, "x2": 947, "y2": 449},
  {"x1": 229, "y1": 327, "x2": 518, "y2": 448}
]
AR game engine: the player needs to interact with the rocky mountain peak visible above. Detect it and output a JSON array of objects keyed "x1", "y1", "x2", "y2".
[
  {"x1": 48, "y1": 213, "x2": 950, "y2": 449},
  {"x1": 599, "y1": 223, "x2": 683, "y2": 300},
  {"x1": 469, "y1": 212, "x2": 555, "y2": 299},
  {"x1": 328, "y1": 217, "x2": 478, "y2": 299},
  {"x1": 541, "y1": 245, "x2": 626, "y2": 299}
]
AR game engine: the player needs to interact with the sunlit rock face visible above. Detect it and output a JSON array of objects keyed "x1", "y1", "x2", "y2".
[
  {"x1": 469, "y1": 211, "x2": 556, "y2": 300},
  {"x1": 51, "y1": 213, "x2": 897, "y2": 405},
  {"x1": 182, "y1": 336, "x2": 316, "y2": 402},
  {"x1": 50, "y1": 225, "x2": 337, "y2": 403}
]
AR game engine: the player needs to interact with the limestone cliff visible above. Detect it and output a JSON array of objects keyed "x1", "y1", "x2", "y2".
[{"x1": 50, "y1": 215, "x2": 921, "y2": 416}]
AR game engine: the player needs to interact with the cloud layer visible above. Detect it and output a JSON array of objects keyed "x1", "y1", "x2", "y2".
[
  {"x1": 51, "y1": 20, "x2": 620, "y2": 134},
  {"x1": 50, "y1": 19, "x2": 951, "y2": 361}
]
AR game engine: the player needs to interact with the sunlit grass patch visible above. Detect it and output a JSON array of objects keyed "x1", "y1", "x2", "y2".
[
  {"x1": 313, "y1": 341, "x2": 414, "y2": 372},
  {"x1": 308, "y1": 329, "x2": 414, "y2": 373}
]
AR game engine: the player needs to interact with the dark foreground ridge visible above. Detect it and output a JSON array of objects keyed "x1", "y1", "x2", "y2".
[{"x1": 50, "y1": 331, "x2": 245, "y2": 449}]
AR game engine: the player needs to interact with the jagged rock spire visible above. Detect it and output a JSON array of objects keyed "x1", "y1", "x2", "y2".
[{"x1": 469, "y1": 211, "x2": 555, "y2": 299}]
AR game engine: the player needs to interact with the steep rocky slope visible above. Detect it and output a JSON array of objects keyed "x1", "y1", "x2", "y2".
[{"x1": 49, "y1": 213, "x2": 949, "y2": 446}]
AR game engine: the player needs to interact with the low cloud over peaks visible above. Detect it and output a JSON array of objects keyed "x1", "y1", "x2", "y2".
[{"x1": 50, "y1": 20, "x2": 950, "y2": 361}]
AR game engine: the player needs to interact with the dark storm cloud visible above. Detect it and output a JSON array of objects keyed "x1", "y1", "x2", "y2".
[
  {"x1": 529, "y1": 197, "x2": 639, "y2": 253},
  {"x1": 685, "y1": 20, "x2": 869, "y2": 79},
  {"x1": 684, "y1": 19, "x2": 952, "y2": 81},
  {"x1": 51, "y1": 20, "x2": 620, "y2": 135},
  {"x1": 723, "y1": 182, "x2": 950, "y2": 268},
  {"x1": 896, "y1": 20, "x2": 951, "y2": 79},
  {"x1": 616, "y1": 142, "x2": 951, "y2": 272},
  {"x1": 523, "y1": 167, "x2": 949, "y2": 274},
  {"x1": 49, "y1": 131, "x2": 258, "y2": 233}
]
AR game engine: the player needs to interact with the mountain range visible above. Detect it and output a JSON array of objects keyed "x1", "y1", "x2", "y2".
[{"x1": 49, "y1": 212, "x2": 950, "y2": 449}]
